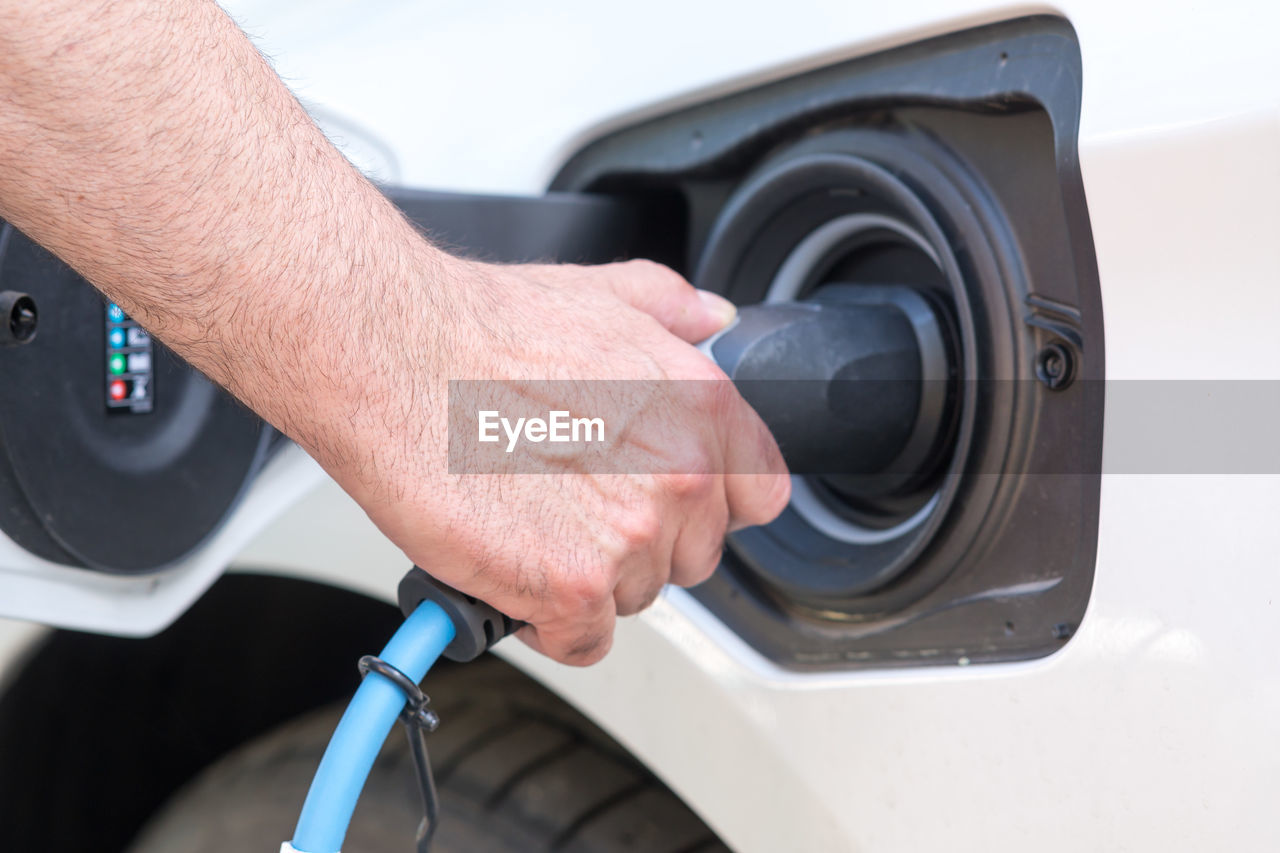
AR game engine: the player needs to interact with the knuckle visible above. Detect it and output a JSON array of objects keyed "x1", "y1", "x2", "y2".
[
  {"x1": 660, "y1": 469, "x2": 714, "y2": 501},
  {"x1": 623, "y1": 257, "x2": 660, "y2": 274},
  {"x1": 549, "y1": 567, "x2": 612, "y2": 613},
  {"x1": 684, "y1": 357, "x2": 729, "y2": 384},
  {"x1": 639, "y1": 259, "x2": 695, "y2": 301},
  {"x1": 627, "y1": 257, "x2": 682, "y2": 284},
  {"x1": 612, "y1": 505, "x2": 663, "y2": 549}
]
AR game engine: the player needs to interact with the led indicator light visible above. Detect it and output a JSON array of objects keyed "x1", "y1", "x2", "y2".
[{"x1": 104, "y1": 302, "x2": 154, "y2": 414}]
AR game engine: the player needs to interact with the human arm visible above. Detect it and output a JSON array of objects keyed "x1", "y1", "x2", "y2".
[{"x1": 0, "y1": 0, "x2": 789, "y2": 663}]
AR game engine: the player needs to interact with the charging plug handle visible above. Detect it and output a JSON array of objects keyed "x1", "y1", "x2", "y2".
[{"x1": 398, "y1": 567, "x2": 523, "y2": 662}]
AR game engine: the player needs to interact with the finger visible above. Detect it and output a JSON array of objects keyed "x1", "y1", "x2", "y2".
[
  {"x1": 717, "y1": 388, "x2": 791, "y2": 529},
  {"x1": 613, "y1": 525, "x2": 677, "y2": 616},
  {"x1": 725, "y1": 471, "x2": 790, "y2": 531},
  {"x1": 613, "y1": 571, "x2": 667, "y2": 617},
  {"x1": 669, "y1": 482, "x2": 731, "y2": 588},
  {"x1": 598, "y1": 259, "x2": 736, "y2": 343},
  {"x1": 516, "y1": 598, "x2": 618, "y2": 666}
]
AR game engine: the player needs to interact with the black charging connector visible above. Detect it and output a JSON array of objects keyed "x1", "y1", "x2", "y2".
[{"x1": 398, "y1": 567, "x2": 523, "y2": 662}]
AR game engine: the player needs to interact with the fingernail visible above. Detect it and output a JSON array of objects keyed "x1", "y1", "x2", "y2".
[{"x1": 697, "y1": 289, "x2": 737, "y2": 328}]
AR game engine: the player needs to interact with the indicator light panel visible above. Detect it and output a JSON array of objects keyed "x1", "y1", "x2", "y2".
[{"x1": 104, "y1": 303, "x2": 154, "y2": 414}]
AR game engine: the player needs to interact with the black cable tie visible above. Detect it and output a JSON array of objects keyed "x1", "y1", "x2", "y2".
[{"x1": 358, "y1": 654, "x2": 441, "y2": 852}]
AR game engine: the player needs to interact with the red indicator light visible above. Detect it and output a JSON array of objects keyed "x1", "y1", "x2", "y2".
[{"x1": 109, "y1": 380, "x2": 128, "y2": 401}]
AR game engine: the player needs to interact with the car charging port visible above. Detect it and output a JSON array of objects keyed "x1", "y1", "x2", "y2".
[
  {"x1": 702, "y1": 284, "x2": 956, "y2": 509},
  {"x1": 694, "y1": 136, "x2": 989, "y2": 609},
  {"x1": 553, "y1": 17, "x2": 1103, "y2": 667}
]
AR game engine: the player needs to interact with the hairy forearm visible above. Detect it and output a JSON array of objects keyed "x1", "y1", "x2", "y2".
[
  {"x1": 0, "y1": 0, "x2": 789, "y2": 664},
  {"x1": 0, "y1": 0, "x2": 450, "y2": 470}
]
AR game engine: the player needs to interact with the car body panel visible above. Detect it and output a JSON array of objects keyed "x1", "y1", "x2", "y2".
[{"x1": 2, "y1": 2, "x2": 1278, "y2": 850}]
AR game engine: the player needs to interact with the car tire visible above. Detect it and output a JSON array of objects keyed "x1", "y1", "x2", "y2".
[{"x1": 126, "y1": 655, "x2": 727, "y2": 853}]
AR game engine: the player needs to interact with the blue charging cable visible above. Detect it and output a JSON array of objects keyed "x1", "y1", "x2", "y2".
[{"x1": 286, "y1": 568, "x2": 521, "y2": 853}]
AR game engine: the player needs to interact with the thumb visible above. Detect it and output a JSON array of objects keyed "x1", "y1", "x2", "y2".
[{"x1": 601, "y1": 259, "x2": 736, "y2": 343}]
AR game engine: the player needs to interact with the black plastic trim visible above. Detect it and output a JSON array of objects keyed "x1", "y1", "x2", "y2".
[
  {"x1": 552, "y1": 16, "x2": 1104, "y2": 670},
  {"x1": 0, "y1": 188, "x2": 651, "y2": 573},
  {"x1": 385, "y1": 187, "x2": 656, "y2": 265}
]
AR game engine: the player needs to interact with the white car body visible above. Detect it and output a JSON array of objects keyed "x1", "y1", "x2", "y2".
[{"x1": 2, "y1": 2, "x2": 1279, "y2": 851}]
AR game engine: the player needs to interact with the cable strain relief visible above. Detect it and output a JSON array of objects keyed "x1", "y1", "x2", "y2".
[{"x1": 397, "y1": 567, "x2": 521, "y2": 662}]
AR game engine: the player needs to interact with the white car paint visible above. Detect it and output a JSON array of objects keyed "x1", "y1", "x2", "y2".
[{"x1": 2, "y1": 2, "x2": 1279, "y2": 850}]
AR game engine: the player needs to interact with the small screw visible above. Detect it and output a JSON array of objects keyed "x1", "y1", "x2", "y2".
[
  {"x1": 1035, "y1": 342, "x2": 1075, "y2": 390},
  {"x1": 1052, "y1": 622, "x2": 1075, "y2": 640}
]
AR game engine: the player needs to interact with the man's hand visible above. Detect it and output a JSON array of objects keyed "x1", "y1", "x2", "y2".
[
  {"x1": 339, "y1": 257, "x2": 790, "y2": 664},
  {"x1": 0, "y1": 0, "x2": 790, "y2": 664}
]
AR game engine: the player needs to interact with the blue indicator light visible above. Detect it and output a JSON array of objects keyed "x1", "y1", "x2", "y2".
[{"x1": 104, "y1": 301, "x2": 155, "y2": 414}]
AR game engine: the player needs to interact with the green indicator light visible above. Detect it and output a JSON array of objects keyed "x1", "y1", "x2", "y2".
[{"x1": 108, "y1": 353, "x2": 127, "y2": 375}]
